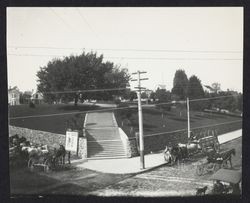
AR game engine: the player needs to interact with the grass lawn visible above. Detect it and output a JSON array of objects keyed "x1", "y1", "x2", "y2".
[
  {"x1": 9, "y1": 103, "x2": 242, "y2": 137},
  {"x1": 115, "y1": 106, "x2": 242, "y2": 138},
  {"x1": 9, "y1": 103, "x2": 100, "y2": 134}
]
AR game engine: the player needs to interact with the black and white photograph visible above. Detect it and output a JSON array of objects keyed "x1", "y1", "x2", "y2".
[{"x1": 6, "y1": 7, "x2": 243, "y2": 198}]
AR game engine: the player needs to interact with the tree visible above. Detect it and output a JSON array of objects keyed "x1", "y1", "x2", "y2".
[
  {"x1": 155, "y1": 88, "x2": 171, "y2": 102},
  {"x1": 150, "y1": 91, "x2": 156, "y2": 102},
  {"x1": 141, "y1": 91, "x2": 148, "y2": 99},
  {"x1": 187, "y1": 75, "x2": 204, "y2": 99},
  {"x1": 187, "y1": 75, "x2": 205, "y2": 111},
  {"x1": 129, "y1": 91, "x2": 137, "y2": 101},
  {"x1": 19, "y1": 92, "x2": 32, "y2": 104},
  {"x1": 37, "y1": 52, "x2": 130, "y2": 105},
  {"x1": 171, "y1": 69, "x2": 189, "y2": 100}
]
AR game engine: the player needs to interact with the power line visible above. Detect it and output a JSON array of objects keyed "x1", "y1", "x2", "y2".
[
  {"x1": 9, "y1": 105, "x2": 138, "y2": 120},
  {"x1": 75, "y1": 8, "x2": 100, "y2": 41},
  {"x1": 143, "y1": 120, "x2": 242, "y2": 137},
  {"x1": 144, "y1": 95, "x2": 240, "y2": 107},
  {"x1": 7, "y1": 53, "x2": 242, "y2": 61},
  {"x1": 9, "y1": 95, "x2": 240, "y2": 120},
  {"x1": 189, "y1": 95, "x2": 239, "y2": 102},
  {"x1": 7, "y1": 46, "x2": 242, "y2": 53},
  {"x1": 43, "y1": 87, "x2": 129, "y2": 94},
  {"x1": 50, "y1": 8, "x2": 75, "y2": 32}
]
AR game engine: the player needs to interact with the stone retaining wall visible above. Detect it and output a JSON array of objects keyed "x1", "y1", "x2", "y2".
[{"x1": 9, "y1": 125, "x2": 87, "y2": 158}]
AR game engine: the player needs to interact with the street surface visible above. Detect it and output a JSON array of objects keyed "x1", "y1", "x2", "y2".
[{"x1": 10, "y1": 135, "x2": 241, "y2": 197}]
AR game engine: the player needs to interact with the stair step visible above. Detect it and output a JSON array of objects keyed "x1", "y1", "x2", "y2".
[
  {"x1": 88, "y1": 153, "x2": 127, "y2": 156},
  {"x1": 87, "y1": 141, "x2": 123, "y2": 143},
  {"x1": 87, "y1": 156, "x2": 128, "y2": 160},
  {"x1": 88, "y1": 152, "x2": 126, "y2": 156},
  {"x1": 86, "y1": 125, "x2": 126, "y2": 159},
  {"x1": 87, "y1": 144, "x2": 124, "y2": 146},
  {"x1": 87, "y1": 151, "x2": 125, "y2": 156},
  {"x1": 88, "y1": 150, "x2": 126, "y2": 153},
  {"x1": 88, "y1": 148, "x2": 125, "y2": 151}
]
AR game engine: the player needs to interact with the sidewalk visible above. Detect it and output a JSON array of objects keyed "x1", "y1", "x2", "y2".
[
  {"x1": 75, "y1": 152, "x2": 167, "y2": 174},
  {"x1": 217, "y1": 129, "x2": 242, "y2": 144},
  {"x1": 74, "y1": 129, "x2": 242, "y2": 174}
]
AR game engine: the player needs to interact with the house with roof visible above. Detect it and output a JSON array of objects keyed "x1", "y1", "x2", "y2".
[
  {"x1": 31, "y1": 92, "x2": 44, "y2": 104},
  {"x1": 8, "y1": 86, "x2": 21, "y2": 105}
]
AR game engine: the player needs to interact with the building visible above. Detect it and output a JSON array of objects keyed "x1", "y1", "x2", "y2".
[
  {"x1": 156, "y1": 84, "x2": 166, "y2": 90},
  {"x1": 31, "y1": 92, "x2": 44, "y2": 104},
  {"x1": 8, "y1": 86, "x2": 21, "y2": 105},
  {"x1": 144, "y1": 89, "x2": 153, "y2": 98}
]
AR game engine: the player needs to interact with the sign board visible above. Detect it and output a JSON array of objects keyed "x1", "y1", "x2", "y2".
[{"x1": 65, "y1": 131, "x2": 78, "y2": 152}]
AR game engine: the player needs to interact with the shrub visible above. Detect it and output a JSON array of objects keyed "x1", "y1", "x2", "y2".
[{"x1": 29, "y1": 101, "x2": 35, "y2": 108}]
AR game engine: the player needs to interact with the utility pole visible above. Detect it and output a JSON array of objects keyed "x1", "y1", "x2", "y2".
[
  {"x1": 187, "y1": 97, "x2": 190, "y2": 140},
  {"x1": 131, "y1": 71, "x2": 148, "y2": 169}
]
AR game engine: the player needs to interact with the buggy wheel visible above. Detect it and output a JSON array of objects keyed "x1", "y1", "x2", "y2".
[
  {"x1": 44, "y1": 160, "x2": 51, "y2": 173},
  {"x1": 196, "y1": 165, "x2": 204, "y2": 176},
  {"x1": 28, "y1": 159, "x2": 34, "y2": 172},
  {"x1": 213, "y1": 163, "x2": 221, "y2": 172},
  {"x1": 222, "y1": 161, "x2": 229, "y2": 169}
]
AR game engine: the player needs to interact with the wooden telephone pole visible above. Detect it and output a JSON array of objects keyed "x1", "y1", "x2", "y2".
[
  {"x1": 131, "y1": 71, "x2": 148, "y2": 169},
  {"x1": 187, "y1": 97, "x2": 190, "y2": 140}
]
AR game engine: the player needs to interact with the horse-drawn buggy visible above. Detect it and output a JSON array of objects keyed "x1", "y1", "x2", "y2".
[
  {"x1": 195, "y1": 169, "x2": 241, "y2": 196},
  {"x1": 210, "y1": 169, "x2": 241, "y2": 195},
  {"x1": 9, "y1": 134, "x2": 70, "y2": 172},
  {"x1": 27, "y1": 144, "x2": 70, "y2": 172},
  {"x1": 196, "y1": 148, "x2": 236, "y2": 176},
  {"x1": 163, "y1": 134, "x2": 220, "y2": 165}
]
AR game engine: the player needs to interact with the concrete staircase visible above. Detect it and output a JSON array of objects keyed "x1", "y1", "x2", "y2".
[{"x1": 85, "y1": 112, "x2": 127, "y2": 159}]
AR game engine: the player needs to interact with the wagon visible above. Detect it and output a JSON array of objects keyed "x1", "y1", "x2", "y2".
[
  {"x1": 198, "y1": 135, "x2": 220, "y2": 153},
  {"x1": 27, "y1": 151, "x2": 53, "y2": 172},
  {"x1": 210, "y1": 169, "x2": 242, "y2": 195},
  {"x1": 27, "y1": 145, "x2": 69, "y2": 172},
  {"x1": 196, "y1": 158, "x2": 222, "y2": 176}
]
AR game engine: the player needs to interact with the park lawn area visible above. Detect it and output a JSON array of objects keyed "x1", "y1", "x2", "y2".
[
  {"x1": 9, "y1": 103, "x2": 100, "y2": 134},
  {"x1": 115, "y1": 107, "x2": 242, "y2": 138}
]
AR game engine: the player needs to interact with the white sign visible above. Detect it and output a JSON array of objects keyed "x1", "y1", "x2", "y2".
[{"x1": 65, "y1": 131, "x2": 78, "y2": 152}]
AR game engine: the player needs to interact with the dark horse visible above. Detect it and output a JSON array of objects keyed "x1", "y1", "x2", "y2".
[
  {"x1": 51, "y1": 145, "x2": 69, "y2": 168},
  {"x1": 169, "y1": 145, "x2": 188, "y2": 165},
  {"x1": 220, "y1": 148, "x2": 236, "y2": 168},
  {"x1": 206, "y1": 148, "x2": 236, "y2": 168}
]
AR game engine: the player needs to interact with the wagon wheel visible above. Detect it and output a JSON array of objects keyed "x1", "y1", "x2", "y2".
[
  {"x1": 196, "y1": 165, "x2": 204, "y2": 176},
  {"x1": 44, "y1": 159, "x2": 51, "y2": 173},
  {"x1": 214, "y1": 142, "x2": 220, "y2": 152},
  {"x1": 222, "y1": 160, "x2": 229, "y2": 169},
  {"x1": 28, "y1": 158, "x2": 34, "y2": 172},
  {"x1": 53, "y1": 157, "x2": 60, "y2": 171},
  {"x1": 213, "y1": 163, "x2": 221, "y2": 173}
]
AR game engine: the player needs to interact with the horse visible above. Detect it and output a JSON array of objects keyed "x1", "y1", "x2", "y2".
[
  {"x1": 177, "y1": 142, "x2": 200, "y2": 158},
  {"x1": 219, "y1": 148, "x2": 236, "y2": 168},
  {"x1": 168, "y1": 145, "x2": 186, "y2": 165},
  {"x1": 163, "y1": 146, "x2": 172, "y2": 164},
  {"x1": 51, "y1": 145, "x2": 67, "y2": 168}
]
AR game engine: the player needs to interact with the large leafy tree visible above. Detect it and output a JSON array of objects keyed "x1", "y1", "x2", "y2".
[
  {"x1": 187, "y1": 75, "x2": 205, "y2": 111},
  {"x1": 37, "y1": 52, "x2": 130, "y2": 105},
  {"x1": 187, "y1": 75, "x2": 204, "y2": 99},
  {"x1": 171, "y1": 69, "x2": 189, "y2": 100},
  {"x1": 155, "y1": 88, "x2": 171, "y2": 102}
]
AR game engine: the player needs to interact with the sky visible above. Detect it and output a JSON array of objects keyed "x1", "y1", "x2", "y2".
[{"x1": 7, "y1": 7, "x2": 243, "y2": 93}]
